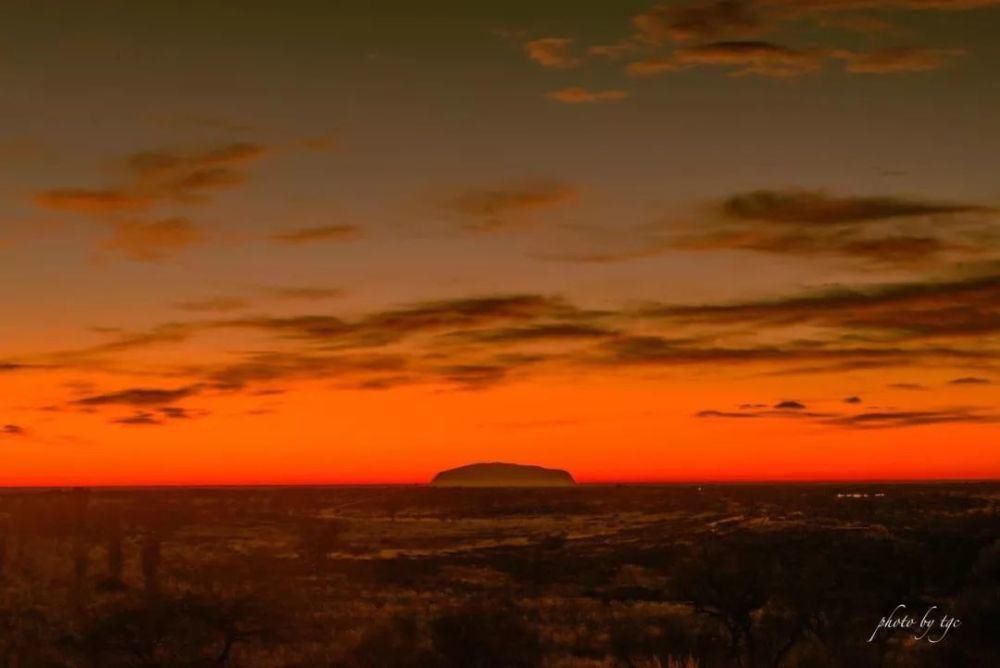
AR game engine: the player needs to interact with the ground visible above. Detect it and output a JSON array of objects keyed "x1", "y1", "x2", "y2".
[{"x1": 0, "y1": 484, "x2": 997, "y2": 666}]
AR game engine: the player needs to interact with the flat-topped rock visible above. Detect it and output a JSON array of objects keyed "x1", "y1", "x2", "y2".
[{"x1": 430, "y1": 462, "x2": 575, "y2": 487}]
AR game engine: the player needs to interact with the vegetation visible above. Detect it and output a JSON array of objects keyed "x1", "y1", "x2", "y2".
[{"x1": 0, "y1": 483, "x2": 996, "y2": 666}]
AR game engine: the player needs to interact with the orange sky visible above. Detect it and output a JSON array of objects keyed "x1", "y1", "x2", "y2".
[{"x1": 0, "y1": 1, "x2": 998, "y2": 485}]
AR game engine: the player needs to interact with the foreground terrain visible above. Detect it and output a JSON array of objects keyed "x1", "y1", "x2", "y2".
[{"x1": 0, "y1": 483, "x2": 997, "y2": 667}]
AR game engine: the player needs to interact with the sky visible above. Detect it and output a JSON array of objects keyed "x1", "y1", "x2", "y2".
[{"x1": 0, "y1": 0, "x2": 998, "y2": 485}]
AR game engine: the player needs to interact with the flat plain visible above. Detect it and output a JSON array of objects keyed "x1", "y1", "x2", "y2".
[{"x1": 0, "y1": 483, "x2": 997, "y2": 667}]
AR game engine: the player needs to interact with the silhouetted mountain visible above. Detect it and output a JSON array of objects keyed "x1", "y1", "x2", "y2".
[{"x1": 430, "y1": 462, "x2": 575, "y2": 487}]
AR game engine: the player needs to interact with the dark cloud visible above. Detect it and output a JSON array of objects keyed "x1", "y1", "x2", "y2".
[
  {"x1": 544, "y1": 189, "x2": 996, "y2": 266},
  {"x1": 697, "y1": 409, "x2": 761, "y2": 418},
  {"x1": 616, "y1": 1, "x2": 986, "y2": 79},
  {"x1": 633, "y1": 1, "x2": 761, "y2": 43},
  {"x1": 1, "y1": 362, "x2": 29, "y2": 372},
  {"x1": 675, "y1": 40, "x2": 825, "y2": 77},
  {"x1": 824, "y1": 409, "x2": 998, "y2": 429},
  {"x1": 355, "y1": 295, "x2": 578, "y2": 342},
  {"x1": 760, "y1": 1, "x2": 1000, "y2": 13},
  {"x1": 113, "y1": 412, "x2": 162, "y2": 426},
  {"x1": 203, "y1": 351, "x2": 407, "y2": 390},
  {"x1": 449, "y1": 323, "x2": 616, "y2": 345},
  {"x1": 75, "y1": 385, "x2": 202, "y2": 407},
  {"x1": 774, "y1": 399, "x2": 806, "y2": 409},
  {"x1": 844, "y1": 395, "x2": 863, "y2": 403},
  {"x1": 697, "y1": 406, "x2": 833, "y2": 419},
  {"x1": 159, "y1": 406, "x2": 195, "y2": 419},
  {"x1": 663, "y1": 189, "x2": 999, "y2": 265},
  {"x1": 446, "y1": 181, "x2": 577, "y2": 231},
  {"x1": 222, "y1": 315, "x2": 350, "y2": 342},
  {"x1": 643, "y1": 272, "x2": 1000, "y2": 339},
  {"x1": 2, "y1": 424, "x2": 25, "y2": 436},
  {"x1": 949, "y1": 376, "x2": 991, "y2": 385},
  {"x1": 268, "y1": 224, "x2": 362, "y2": 244},
  {"x1": 697, "y1": 404, "x2": 997, "y2": 428},
  {"x1": 721, "y1": 189, "x2": 989, "y2": 224},
  {"x1": 888, "y1": 382, "x2": 927, "y2": 390},
  {"x1": 596, "y1": 334, "x2": 982, "y2": 370}
]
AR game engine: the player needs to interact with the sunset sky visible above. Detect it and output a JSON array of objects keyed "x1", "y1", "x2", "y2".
[{"x1": 1, "y1": 0, "x2": 998, "y2": 485}]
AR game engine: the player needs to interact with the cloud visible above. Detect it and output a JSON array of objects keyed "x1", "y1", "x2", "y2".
[
  {"x1": 696, "y1": 402, "x2": 997, "y2": 429},
  {"x1": 546, "y1": 87, "x2": 629, "y2": 104},
  {"x1": 949, "y1": 376, "x2": 991, "y2": 385},
  {"x1": 888, "y1": 382, "x2": 927, "y2": 390},
  {"x1": 34, "y1": 189, "x2": 152, "y2": 214},
  {"x1": 759, "y1": 0, "x2": 1000, "y2": 12},
  {"x1": 721, "y1": 189, "x2": 989, "y2": 224},
  {"x1": 202, "y1": 351, "x2": 408, "y2": 390},
  {"x1": 268, "y1": 224, "x2": 362, "y2": 244},
  {"x1": 159, "y1": 406, "x2": 195, "y2": 419},
  {"x1": 774, "y1": 399, "x2": 806, "y2": 409},
  {"x1": 446, "y1": 181, "x2": 578, "y2": 231},
  {"x1": 173, "y1": 297, "x2": 250, "y2": 313},
  {"x1": 523, "y1": 38, "x2": 582, "y2": 68},
  {"x1": 103, "y1": 218, "x2": 203, "y2": 261},
  {"x1": 79, "y1": 323, "x2": 197, "y2": 355},
  {"x1": 124, "y1": 142, "x2": 266, "y2": 203},
  {"x1": 696, "y1": 409, "x2": 761, "y2": 418},
  {"x1": 36, "y1": 142, "x2": 266, "y2": 216},
  {"x1": 634, "y1": 0, "x2": 761, "y2": 43},
  {"x1": 449, "y1": 323, "x2": 616, "y2": 345},
  {"x1": 113, "y1": 412, "x2": 162, "y2": 426},
  {"x1": 225, "y1": 294, "x2": 578, "y2": 347},
  {"x1": 643, "y1": 271, "x2": 1000, "y2": 339},
  {"x1": 588, "y1": 41, "x2": 642, "y2": 60},
  {"x1": 613, "y1": 1, "x2": 985, "y2": 80},
  {"x1": 75, "y1": 385, "x2": 202, "y2": 407},
  {"x1": 2, "y1": 424, "x2": 25, "y2": 436},
  {"x1": 844, "y1": 395, "x2": 863, "y2": 403},
  {"x1": 594, "y1": 334, "x2": 952, "y2": 369},
  {"x1": 627, "y1": 56, "x2": 685, "y2": 76},
  {"x1": 824, "y1": 409, "x2": 998, "y2": 429},
  {"x1": 663, "y1": 189, "x2": 997, "y2": 266},
  {"x1": 541, "y1": 188, "x2": 1000, "y2": 269},
  {"x1": 675, "y1": 41, "x2": 826, "y2": 77},
  {"x1": 836, "y1": 46, "x2": 966, "y2": 73},
  {"x1": 34, "y1": 142, "x2": 267, "y2": 259},
  {"x1": 627, "y1": 40, "x2": 825, "y2": 78}
]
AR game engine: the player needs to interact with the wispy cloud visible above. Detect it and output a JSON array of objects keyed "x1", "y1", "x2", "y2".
[
  {"x1": 268, "y1": 224, "x2": 362, "y2": 244},
  {"x1": 75, "y1": 385, "x2": 202, "y2": 407},
  {"x1": 103, "y1": 218, "x2": 204, "y2": 261},
  {"x1": 523, "y1": 38, "x2": 583, "y2": 68},
  {"x1": 546, "y1": 87, "x2": 629, "y2": 104},
  {"x1": 2, "y1": 424, "x2": 26, "y2": 436},
  {"x1": 33, "y1": 142, "x2": 268, "y2": 260},
  {"x1": 445, "y1": 180, "x2": 578, "y2": 231}
]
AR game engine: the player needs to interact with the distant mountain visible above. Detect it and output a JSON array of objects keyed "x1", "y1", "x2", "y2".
[{"x1": 430, "y1": 462, "x2": 575, "y2": 487}]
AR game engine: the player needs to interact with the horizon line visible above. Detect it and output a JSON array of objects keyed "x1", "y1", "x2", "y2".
[{"x1": 2, "y1": 477, "x2": 999, "y2": 491}]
